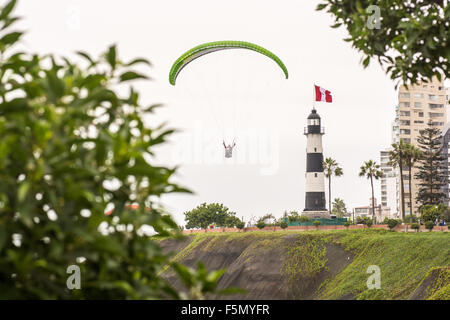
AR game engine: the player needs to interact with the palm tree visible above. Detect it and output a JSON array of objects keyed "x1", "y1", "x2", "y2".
[
  {"x1": 359, "y1": 160, "x2": 383, "y2": 222},
  {"x1": 389, "y1": 139, "x2": 408, "y2": 221},
  {"x1": 404, "y1": 143, "x2": 422, "y2": 216},
  {"x1": 323, "y1": 157, "x2": 343, "y2": 215},
  {"x1": 332, "y1": 198, "x2": 347, "y2": 217}
]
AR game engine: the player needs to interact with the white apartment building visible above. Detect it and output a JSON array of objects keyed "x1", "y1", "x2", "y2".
[
  {"x1": 396, "y1": 78, "x2": 447, "y2": 216},
  {"x1": 392, "y1": 105, "x2": 400, "y2": 144},
  {"x1": 380, "y1": 149, "x2": 399, "y2": 218}
]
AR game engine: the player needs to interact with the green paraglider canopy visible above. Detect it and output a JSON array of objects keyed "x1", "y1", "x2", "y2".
[{"x1": 169, "y1": 40, "x2": 289, "y2": 85}]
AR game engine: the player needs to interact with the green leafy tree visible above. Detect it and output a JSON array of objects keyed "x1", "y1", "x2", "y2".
[
  {"x1": 280, "y1": 221, "x2": 288, "y2": 230},
  {"x1": 387, "y1": 219, "x2": 399, "y2": 231},
  {"x1": 437, "y1": 203, "x2": 450, "y2": 223},
  {"x1": 184, "y1": 203, "x2": 239, "y2": 229},
  {"x1": 323, "y1": 157, "x2": 343, "y2": 215},
  {"x1": 425, "y1": 221, "x2": 435, "y2": 232},
  {"x1": 316, "y1": 0, "x2": 449, "y2": 86},
  {"x1": 298, "y1": 216, "x2": 311, "y2": 223},
  {"x1": 389, "y1": 139, "x2": 409, "y2": 221},
  {"x1": 415, "y1": 123, "x2": 447, "y2": 206},
  {"x1": 365, "y1": 219, "x2": 373, "y2": 228},
  {"x1": 287, "y1": 211, "x2": 301, "y2": 223},
  {"x1": 235, "y1": 221, "x2": 245, "y2": 231},
  {"x1": 259, "y1": 213, "x2": 275, "y2": 224},
  {"x1": 359, "y1": 160, "x2": 383, "y2": 222},
  {"x1": 332, "y1": 198, "x2": 347, "y2": 218},
  {"x1": 411, "y1": 223, "x2": 420, "y2": 232},
  {"x1": 420, "y1": 205, "x2": 441, "y2": 223},
  {"x1": 0, "y1": 0, "x2": 216, "y2": 299},
  {"x1": 404, "y1": 143, "x2": 422, "y2": 216},
  {"x1": 404, "y1": 215, "x2": 418, "y2": 223},
  {"x1": 256, "y1": 221, "x2": 266, "y2": 229},
  {"x1": 355, "y1": 216, "x2": 365, "y2": 225},
  {"x1": 344, "y1": 221, "x2": 351, "y2": 229},
  {"x1": 313, "y1": 220, "x2": 321, "y2": 230}
]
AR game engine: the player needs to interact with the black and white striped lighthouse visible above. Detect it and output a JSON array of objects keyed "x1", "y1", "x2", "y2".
[{"x1": 302, "y1": 108, "x2": 330, "y2": 219}]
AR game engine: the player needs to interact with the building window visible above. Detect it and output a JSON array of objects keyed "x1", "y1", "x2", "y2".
[
  {"x1": 399, "y1": 92, "x2": 410, "y2": 98},
  {"x1": 429, "y1": 112, "x2": 444, "y2": 118},
  {"x1": 418, "y1": 112, "x2": 424, "y2": 117},
  {"x1": 400, "y1": 120, "x2": 410, "y2": 125},
  {"x1": 429, "y1": 94, "x2": 438, "y2": 101},
  {"x1": 400, "y1": 129, "x2": 410, "y2": 135},
  {"x1": 414, "y1": 120, "x2": 424, "y2": 124},
  {"x1": 414, "y1": 93, "x2": 424, "y2": 98},
  {"x1": 414, "y1": 102, "x2": 422, "y2": 107},
  {"x1": 400, "y1": 111, "x2": 410, "y2": 116},
  {"x1": 399, "y1": 102, "x2": 410, "y2": 108},
  {"x1": 314, "y1": 173, "x2": 317, "y2": 177},
  {"x1": 429, "y1": 103, "x2": 444, "y2": 109}
]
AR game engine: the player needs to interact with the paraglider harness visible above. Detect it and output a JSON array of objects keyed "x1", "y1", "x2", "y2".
[{"x1": 223, "y1": 140, "x2": 236, "y2": 158}]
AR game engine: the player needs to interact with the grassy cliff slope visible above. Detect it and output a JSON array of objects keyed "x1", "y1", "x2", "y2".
[{"x1": 160, "y1": 229, "x2": 449, "y2": 300}]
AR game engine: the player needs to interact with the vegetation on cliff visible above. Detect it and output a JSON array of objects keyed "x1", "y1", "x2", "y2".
[{"x1": 161, "y1": 229, "x2": 450, "y2": 300}]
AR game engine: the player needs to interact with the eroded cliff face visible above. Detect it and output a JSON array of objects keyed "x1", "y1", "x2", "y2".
[
  {"x1": 160, "y1": 232, "x2": 353, "y2": 299},
  {"x1": 160, "y1": 230, "x2": 450, "y2": 300}
]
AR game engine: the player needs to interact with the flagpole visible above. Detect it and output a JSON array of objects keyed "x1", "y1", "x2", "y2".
[{"x1": 313, "y1": 83, "x2": 316, "y2": 110}]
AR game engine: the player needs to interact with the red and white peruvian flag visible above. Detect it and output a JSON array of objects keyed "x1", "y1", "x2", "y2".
[{"x1": 314, "y1": 85, "x2": 332, "y2": 103}]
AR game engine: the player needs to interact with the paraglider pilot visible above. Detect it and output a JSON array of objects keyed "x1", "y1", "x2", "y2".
[{"x1": 223, "y1": 140, "x2": 236, "y2": 158}]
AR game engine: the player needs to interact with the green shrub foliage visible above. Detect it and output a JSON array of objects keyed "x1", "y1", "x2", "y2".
[
  {"x1": 411, "y1": 223, "x2": 420, "y2": 232},
  {"x1": 0, "y1": 0, "x2": 224, "y2": 299},
  {"x1": 425, "y1": 221, "x2": 435, "y2": 232},
  {"x1": 184, "y1": 203, "x2": 240, "y2": 229},
  {"x1": 387, "y1": 219, "x2": 399, "y2": 231},
  {"x1": 256, "y1": 221, "x2": 266, "y2": 229}
]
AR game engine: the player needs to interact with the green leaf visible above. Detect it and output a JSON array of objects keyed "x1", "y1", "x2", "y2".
[
  {"x1": 0, "y1": 31, "x2": 22, "y2": 48},
  {"x1": 142, "y1": 103, "x2": 163, "y2": 113},
  {"x1": 79, "y1": 74, "x2": 106, "y2": 90},
  {"x1": 125, "y1": 58, "x2": 152, "y2": 67},
  {"x1": 75, "y1": 51, "x2": 96, "y2": 66},
  {"x1": 45, "y1": 70, "x2": 65, "y2": 102},
  {"x1": 206, "y1": 269, "x2": 226, "y2": 282},
  {"x1": 105, "y1": 44, "x2": 117, "y2": 70},
  {"x1": 0, "y1": 97, "x2": 28, "y2": 115},
  {"x1": 119, "y1": 71, "x2": 149, "y2": 82},
  {"x1": 362, "y1": 56, "x2": 370, "y2": 68},
  {"x1": 172, "y1": 263, "x2": 194, "y2": 287},
  {"x1": 316, "y1": 3, "x2": 327, "y2": 11},
  {"x1": 0, "y1": 0, "x2": 17, "y2": 21},
  {"x1": 1, "y1": 16, "x2": 20, "y2": 31},
  {"x1": 17, "y1": 182, "x2": 30, "y2": 202}
]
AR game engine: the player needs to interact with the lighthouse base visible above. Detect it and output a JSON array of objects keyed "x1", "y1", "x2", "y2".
[{"x1": 301, "y1": 210, "x2": 331, "y2": 219}]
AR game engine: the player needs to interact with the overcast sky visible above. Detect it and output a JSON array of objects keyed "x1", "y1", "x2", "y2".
[{"x1": 15, "y1": 0, "x2": 418, "y2": 224}]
